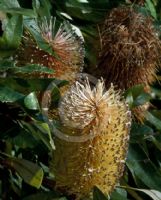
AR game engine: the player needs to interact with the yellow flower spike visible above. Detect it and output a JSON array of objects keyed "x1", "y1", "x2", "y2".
[
  {"x1": 15, "y1": 17, "x2": 84, "y2": 82},
  {"x1": 50, "y1": 78, "x2": 131, "y2": 199}
]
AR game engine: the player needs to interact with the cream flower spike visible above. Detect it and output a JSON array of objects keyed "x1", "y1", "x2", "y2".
[{"x1": 51, "y1": 78, "x2": 131, "y2": 199}]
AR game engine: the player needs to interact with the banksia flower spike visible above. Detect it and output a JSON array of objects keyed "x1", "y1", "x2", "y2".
[
  {"x1": 51, "y1": 78, "x2": 131, "y2": 199},
  {"x1": 96, "y1": 6, "x2": 161, "y2": 121},
  {"x1": 97, "y1": 6, "x2": 160, "y2": 90},
  {"x1": 15, "y1": 17, "x2": 84, "y2": 82}
]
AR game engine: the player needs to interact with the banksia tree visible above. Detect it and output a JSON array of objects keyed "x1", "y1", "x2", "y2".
[
  {"x1": 96, "y1": 6, "x2": 161, "y2": 121},
  {"x1": 51, "y1": 78, "x2": 131, "y2": 199},
  {"x1": 15, "y1": 17, "x2": 84, "y2": 82}
]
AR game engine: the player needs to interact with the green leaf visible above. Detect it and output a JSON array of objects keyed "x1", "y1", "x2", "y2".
[
  {"x1": 0, "y1": 15, "x2": 23, "y2": 50},
  {"x1": 130, "y1": 122, "x2": 153, "y2": 142},
  {"x1": 34, "y1": 122, "x2": 55, "y2": 150},
  {"x1": 0, "y1": 78, "x2": 67, "y2": 94},
  {"x1": 5, "y1": 157, "x2": 43, "y2": 189},
  {"x1": 0, "y1": 0, "x2": 20, "y2": 8},
  {"x1": 125, "y1": 85, "x2": 145, "y2": 99},
  {"x1": 125, "y1": 91, "x2": 133, "y2": 108},
  {"x1": 127, "y1": 143, "x2": 161, "y2": 191},
  {"x1": 147, "y1": 134, "x2": 161, "y2": 151},
  {"x1": 22, "y1": 121, "x2": 53, "y2": 151},
  {"x1": 110, "y1": 188, "x2": 128, "y2": 200},
  {"x1": 121, "y1": 186, "x2": 161, "y2": 200},
  {"x1": 0, "y1": 62, "x2": 54, "y2": 75},
  {"x1": 0, "y1": 59, "x2": 14, "y2": 71},
  {"x1": 136, "y1": 189, "x2": 161, "y2": 200},
  {"x1": 9, "y1": 131, "x2": 38, "y2": 149},
  {"x1": 24, "y1": 92, "x2": 40, "y2": 110},
  {"x1": 93, "y1": 186, "x2": 109, "y2": 200},
  {"x1": 125, "y1": 85, "x2": 151, "y2": 107},
  {"x1": 32, "y1": 0, "x2": 51, "y2": 18},
  {"x1": 0, "y1": 8, "x2": 35, "y2": 17},
  {"x1": 146, "y1": 0, "x2": 157, "y2": 19},
  {"x1": 56, "y1": 0, "x2": 110, "y2": 23},
  {"x1": 23, "y1": 192, "x2": 67, "y2": 200},
  {"x1": 134, "y1": 93, "x2": 151, "y2": 107},
  {"x1": 0, "y1": 85, "x2": 24, "y2": 102},
  {"x1": 145, "y1": 111, "x2": 161, "y2": 131},
  {"x1": 12, "y1": 64, "x2": 54, "y2": 74}
]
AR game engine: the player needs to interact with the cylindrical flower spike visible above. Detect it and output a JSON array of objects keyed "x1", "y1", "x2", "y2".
[
  {"x1": 15, "y1": 17, "x2": 84, "y2": 82},
  {"x1": 96, "y1": 6, "x2": 161, "y2": 121},
  {"x1": 50, "y1": 78, "x2": 131, "y2": 199}
]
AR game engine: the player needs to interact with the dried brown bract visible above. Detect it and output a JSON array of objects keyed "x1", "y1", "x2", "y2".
[
  {"x1": 97, "y1": 6, "x2": 160, "y2": 90},
  {"x1": 97, "y1": 6, "x2": 160, "y2": 122}
]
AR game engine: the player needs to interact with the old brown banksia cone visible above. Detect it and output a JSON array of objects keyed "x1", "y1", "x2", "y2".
[
  {"x1": 96, "y1": 6, "x2": 161, "y2": 121},
  {"x1": 51, "y1": 78, "x2": 131, "y2": 199},
  {"x1": 15, "y1": 17, "x2": 84, "y2": 83}
]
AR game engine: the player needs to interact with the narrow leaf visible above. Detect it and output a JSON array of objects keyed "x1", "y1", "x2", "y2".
[
  {"x1": 23, "y1": 191, "x2": 67, "y2": 200},
  {"x1": 12, "y1": 64, "x2": 54, "y2": 74},
  {"x1": 24, "y1": 92, "x2": 40, "y2": 110},
  {"x1": 0, "y1": 0, "x2": 20, "y2": 8},
  {"x1": 146, "y1": 0, "x2": 157, "y2": 19},
  {"x1": 0, "y1": 15, "x2": 23, "y2": 49},
  {"x1": 127, "y1": 144, "x2": 161, "y2": 191},
  {"x1": 0, "y1": 85, "x2": 24, "y2": 102},
  {"x1": 137, "y1": 189, "x2": 161, "y2": 200},
  {"x1": 93, "y1": 186, "x2": 109, "y2": 200},
  {"x1": 6, "y1": 157, "x2": 43, "y2": 189},
  {"x1": 121, "y1": 186, "x2": 161, "y2": 200},
  {"x1": 0, "y1": 8, "x2": 35, "y2": 17},
  {"x1": 145, "y1": 111, "x2": 161, "y2": 131}
]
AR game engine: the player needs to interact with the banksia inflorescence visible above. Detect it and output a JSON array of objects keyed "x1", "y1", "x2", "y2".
[
  {"x1": 15, "y1": 17, "x2": 84, "y2": 82},
  {"x1": 97, "y1": 6, "x2": 161, "y2": 121},
  {"x1": 97, "y1": 6, "x2": 160, "y2": 89},
  {"x1": 51, "y1": 78, "x2": 131, "y2": 199}
]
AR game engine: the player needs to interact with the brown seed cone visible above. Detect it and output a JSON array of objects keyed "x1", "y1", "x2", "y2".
[
  {"x1": 97, "y1": 6, "x2": 160, "y2": 89},
  {"x1": 14, "y1": 18, "x2": 84, "y2": 83},
  {"x1": 96, "y1": 6, "x2": 161, "y2": 121},
  {"x1": 50, "y1": 79, "x2": 131, "y2": 199}
]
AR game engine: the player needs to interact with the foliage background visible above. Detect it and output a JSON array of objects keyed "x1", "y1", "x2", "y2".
[{"x1": 1, "y1": 0, "x2": 161, "y2": 199}]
